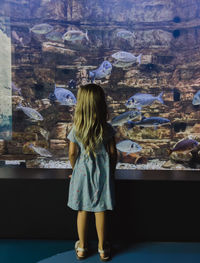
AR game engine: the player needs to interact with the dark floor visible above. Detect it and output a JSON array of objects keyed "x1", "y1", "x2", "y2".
[{"x1": 1, "y1": 240, "x2": 200, "y2": 263}]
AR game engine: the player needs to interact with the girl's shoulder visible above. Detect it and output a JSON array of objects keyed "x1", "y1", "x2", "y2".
[{"x1": 67, "y1": 124, "x2": 78, "y2": 143}]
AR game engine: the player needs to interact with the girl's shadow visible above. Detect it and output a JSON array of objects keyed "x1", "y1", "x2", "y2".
[{"x1": 87, "y1": 240, "x2": 138, "y2": 259}]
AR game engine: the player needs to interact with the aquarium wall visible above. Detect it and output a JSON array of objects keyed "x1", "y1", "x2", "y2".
[
  {"x1": 1, "y1": 0, "x2": 200, "y2": 170},
  {"x1": 0, "y1": 16, "x2": 12, "y2": 141}
]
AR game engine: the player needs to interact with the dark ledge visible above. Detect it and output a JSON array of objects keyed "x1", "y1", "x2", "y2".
[{"x1": 0, "y1": 168, "x2": 200, "y2": 181}]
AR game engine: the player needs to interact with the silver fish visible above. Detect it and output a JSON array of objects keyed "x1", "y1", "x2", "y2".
[
  {"x1": 54, "y1": 85, "x2": 76, "y2": 106},
  {"x1": 38, "y1": 127, "x2": 49, "y2": 140},
  {"x1": 12, "y1": 82, "x2": 22, "y2": 95},
  {"x1": 125, "y1": 92, "x2": 164, "y2": 110},
  {"x1": 16, "y1": 104, "x2": 43, "y2": 121},
  {"x1": 127, "y1": 116, "x2": 170, "y2": 130},
  {"x1": 28, "y1": 143, "x2": 52, "y2": 157},
  {"x1": 113, "y1": 60, "x2": 134, "y2": 68},
  {"x1": 192, "y1": 90, "x2": 200, "y2": 105},
  {"x1": 45, "y1": 31, "x2": 64, "y2": 42},
  {"x1": 111, "y1": 51, "x2": 142, "y2": 64},
  {"x1": 30, "y1": 23, "x2": 54, "y2": 34},
  {"x1": 116, "y1": 140, "x2": 142, "y2": 155},
  {"x1": 116, "y1": 30, "x2": 135, "y2": 40},
  {"x1": 111, "y1": 111, "x2": 141, "y2": 126},
  {"x1": 25, "y1": 126, "x2": 49, "y2": 140},
  {"x1": 11, "y1": 30, "x2": 24, "y2": 46},
  {"x1": 62, "y1": 29, "x2": 89, "y2": 42},
  {"x1": 68, "y1": 79, "x2": 76, "y2": 89},
  {"x1": 89, "y1": 61, "x2": 112, "y2": 83}
]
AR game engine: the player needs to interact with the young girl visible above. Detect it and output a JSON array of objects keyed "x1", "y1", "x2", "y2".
[{"x1": 67, "y1": 83, "x2": 118, "y2": 261}]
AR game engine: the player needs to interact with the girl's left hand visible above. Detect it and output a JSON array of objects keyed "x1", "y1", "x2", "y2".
[{"x1": 68, "y1": 174, "x2": 72, "y2": 179}]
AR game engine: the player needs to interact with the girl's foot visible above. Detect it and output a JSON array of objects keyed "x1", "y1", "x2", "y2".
[
  {"x1": 98, "y1": 242, "x2": 111, "y2": 261},
  {"x1": 75, "y1": 240, "x2": 88, "y2": 260}
]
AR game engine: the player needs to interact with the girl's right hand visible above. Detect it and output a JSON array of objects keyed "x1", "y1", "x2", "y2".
[{"x1": 68, "y1": 174, "x2": 72, "y2": 179}]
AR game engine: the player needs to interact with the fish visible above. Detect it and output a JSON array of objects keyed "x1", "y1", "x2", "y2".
[
  {"x1": 170, "y1": 138, "x2": 199, "y2": 154},
  {"x1": 68, "y1": 79, "x2": 76, "y2": 89},
  {"x1": 52, "y1": 85, "x2": 77, "y2": 106},
  {"x1": 30, "y1": 23, "x2": 54, "y2": 34},
  {"x1": 16, "y1": 104, "x2": 43, "y2": 121},
  {"x1": 126, "y1": 116, "x2": 170, "y2": 130},
  {"x1": 89, "y1": 61, "x2": 112, "y2": 83},
  {"x1": 12, "y1": 82, "x2": 22, "y2": 95},
  {"x1": 111, "y1": 51, "x2": 142, "y2": 64},
  {"x1": 110, "y1": 110, "x2": 141, "y2": 127},
  {"x1": 116, "y1": 140, "x2": 142, "y2": 155},
  {"x1": 113, "y1": 60, "x2": 134, "y2": 68},
  {"x1": 28, "y1": 143, "x2": 52, "y2": 157},
  {"x1": 116, "y1": 30, "x2": 135, "y2": 40},
  {"x1": 192, "y1": 90, "x2": 200, "y2": 105},
  {"x1": 11, "y1": 30, "x2": 24, "y2": 46},
  {"x1": 25, "y1": 126, "x2": 49, "y2": 140},
  {"x1": 125, "y1": 92, "x2": 164, "y2": 110},
  {"x1": 38, "y1": 127, "x2": 49, "y2": 140},
  {"x1": 62, "y1": 29, "x2": 89, "y2": 42},
  {"x1": 45, "y1": 31, "x2": 64, "y2": 42}
]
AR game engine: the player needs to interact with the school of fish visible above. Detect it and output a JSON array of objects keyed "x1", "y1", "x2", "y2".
[{"x1": 11, "y1": 22, "x2": 200, "y2": 161}]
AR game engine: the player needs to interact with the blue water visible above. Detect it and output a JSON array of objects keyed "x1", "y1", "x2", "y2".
[{"x1": 1, "y1": 240, "x2": 200, "y2": 263}]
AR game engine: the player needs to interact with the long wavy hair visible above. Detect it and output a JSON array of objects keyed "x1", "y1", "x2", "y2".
[{"x1": 73, "y1": 84, "x2": 109, "y2": 158}]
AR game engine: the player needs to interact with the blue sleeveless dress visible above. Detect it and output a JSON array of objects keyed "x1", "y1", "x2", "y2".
[{"x1": 67, "y1": 123, "x2": 116, "y2": 212}]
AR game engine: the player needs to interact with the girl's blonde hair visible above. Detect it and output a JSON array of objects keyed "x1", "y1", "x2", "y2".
[{"x1": 73, "y1": 84, "x2": 109, "y2": 158}]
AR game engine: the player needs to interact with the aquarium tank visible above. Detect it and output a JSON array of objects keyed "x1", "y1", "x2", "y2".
[{"x1": 1, "y1": 0, "x2": 200, "y2": 170}]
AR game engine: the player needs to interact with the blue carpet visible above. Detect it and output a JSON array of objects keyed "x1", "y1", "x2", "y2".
[{"x1": 1, "y1": 240, "x2": 200, "y2": 263}]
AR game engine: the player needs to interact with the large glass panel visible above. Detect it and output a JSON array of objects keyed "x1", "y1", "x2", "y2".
[{"x1": 0, "y1": 0, "x2": 200, "y2": 171}]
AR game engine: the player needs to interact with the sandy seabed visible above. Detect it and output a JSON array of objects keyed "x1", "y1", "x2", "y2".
[{"x1": 4, "y1": 159, "x2": 200, "y2": 170}]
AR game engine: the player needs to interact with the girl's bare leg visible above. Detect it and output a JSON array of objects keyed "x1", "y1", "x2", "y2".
[
  {"x1": 95, "y1": 211, "x2": 107, "y2": 251},
  {"x1": 77, "y1": 210, "x2": 89, "y2": 256}
]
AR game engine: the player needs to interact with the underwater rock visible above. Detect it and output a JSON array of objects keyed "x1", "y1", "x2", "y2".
[
  {"x1": 12, "y1": 131, "x2": 37, "y2": 142},
  {"x1": 0, "y1": 140, "x2": 6, "y2": 155},
  {"x1": 172, "y1": 164, "x2": 187, "y2": 169},
  {"x1": 162, "y1": 161, "x2": 186, "y2": 169},
  {"x1": 12, "y1": 95, "x2": 24, "y2": 106},
  {"x1": 162, "y1": 160, "x2": 176, "y2": 169},
  {"x1": 42, "y1": 42, "x2": 76, "y2": 55},
  {"x1": 26, "y1": 159, "x2": 41, "y2": 168},
  {"x1": 170, "y1": 151, "x2": 192, "y2": 162},
  {"x1": 51, "y1": 122, "x2": 68, "y2": 140},
  {"x1": 49, "y1": 139, "x2": 68, "y2": 157},
  {"x1": 41, "y1": 99, "x2": 52, "y2": 109},
  {"x1": 50, "y1": 139, "x2": 67, "y2": 150},
  {"x1": 192, "y1": 124, "x2": 200, "y2": 133},
  {"x1": 6, "y1": 141, "x2": 24, "y2": 154},
  {"x1": 118, "y1": 151, "x2": 147, "y2": 165}
]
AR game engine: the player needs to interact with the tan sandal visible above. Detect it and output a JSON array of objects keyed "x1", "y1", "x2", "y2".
[
  {"x1": 75, "y1": 240, "x2": 88, "y2": 260},
  {"x1": 98, "y1": 242, "x2": 111, "y2": 262}
]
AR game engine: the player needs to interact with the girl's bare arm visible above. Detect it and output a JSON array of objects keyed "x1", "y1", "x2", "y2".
[
  {"x1": 107, "y1": 136, "x2": 118, "y2": 179},
  {"x1": 68, "y1": 141, "x2": 79, "y2": 169}
]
